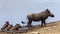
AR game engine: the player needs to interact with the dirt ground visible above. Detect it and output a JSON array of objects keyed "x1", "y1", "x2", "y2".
[{"x1": 24, "y1": 21, "x2": 60, "y2": 34}]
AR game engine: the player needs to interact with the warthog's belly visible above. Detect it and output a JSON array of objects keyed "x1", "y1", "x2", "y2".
[
  {"x1": 33, "y1": 20, "x2": 41, "y2": 21},
  {"x1": 32, "y1": 18, "x2": 41, "y2": 21}
]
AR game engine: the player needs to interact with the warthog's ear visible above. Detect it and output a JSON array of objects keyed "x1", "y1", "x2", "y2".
[
  {"x1": 46, "y1": 9, "x2": 48, "y2": 10},
  {"x1": 46, "y1": 9, "x2": 50, "y2": 13}
]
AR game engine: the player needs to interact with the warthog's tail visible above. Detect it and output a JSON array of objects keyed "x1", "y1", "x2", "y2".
[{"x1": 21, "y1": 16, "x2": 28, "y2": 24}]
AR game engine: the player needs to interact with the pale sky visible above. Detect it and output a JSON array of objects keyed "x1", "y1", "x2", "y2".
[{"x1": 0, "y1": 0, "x2": 60, "y2": 28}]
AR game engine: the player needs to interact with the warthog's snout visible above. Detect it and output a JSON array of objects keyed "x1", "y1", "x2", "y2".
[{"x1": 51, "y1": 14, "x2": 55, "y2": 17}]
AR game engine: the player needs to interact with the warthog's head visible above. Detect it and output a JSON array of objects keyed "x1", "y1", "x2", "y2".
[{"x1": 46, "y1": 9, "x2": 55, "y2": 17}]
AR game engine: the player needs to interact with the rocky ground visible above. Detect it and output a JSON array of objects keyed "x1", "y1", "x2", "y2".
[{"x1": 0, "y1": 21, "x2": 60, "y2": 34}]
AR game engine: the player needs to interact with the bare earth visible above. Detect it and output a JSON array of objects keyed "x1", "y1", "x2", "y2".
[{"x1": 24, "y1": 21, "x2": 60, "y2": 34}]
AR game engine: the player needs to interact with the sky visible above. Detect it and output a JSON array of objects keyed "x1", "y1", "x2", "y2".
[{"x1": 0, "y1": 0, "x2": 60, "y2": 28}]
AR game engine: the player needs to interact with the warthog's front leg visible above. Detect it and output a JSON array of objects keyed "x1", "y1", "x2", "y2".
[
  {"x1": 43, "y1": 20, "x2": 46, "y2": 27},
  {"x1": 41, "y1": 20, "x2": 46, "y2": 27},
  {"x1": 41, "y1": 20, "x2": 43, "y2": 27}
]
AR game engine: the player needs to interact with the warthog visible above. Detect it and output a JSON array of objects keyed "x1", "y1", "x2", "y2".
[
  {"x1": 22, "y1": 9, "x2": 55, "y2": 27},
  {"x1": 10, "y1": 24, "x2": 22, "y2": 30},
  {"x1": 4, "y1": 24, "x2": 13, "y2": 31},
  {"x1": 1, "y1": 21, "x2": 9, "y2": 30}
]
